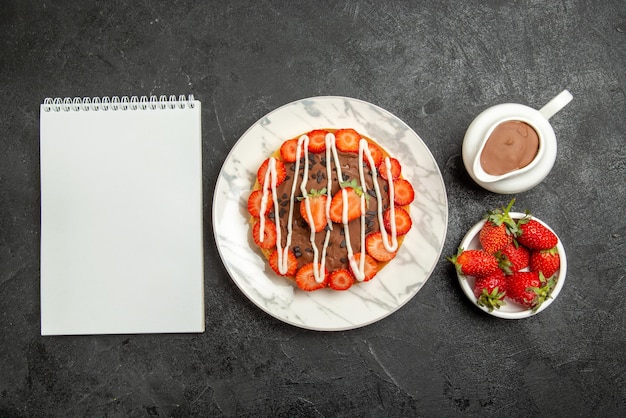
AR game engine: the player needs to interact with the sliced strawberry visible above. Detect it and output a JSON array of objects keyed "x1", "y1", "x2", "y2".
[
  {"x1": 329, "y1": 186, "x2": 363, "y2": 223},
  {"x1": 252, "y1": 219, "x2": 277, "y2": 249},
  {"x1": 295, "y1": 263, "x2": 327, "y2": 291},
  {"x1": 365, "y1": 232, "x2": 397, "y2": 262},
  {"x1": 378, "y1": 158, "x2": 401, "y2": 180},
  {"x1": 257, "y1": 158, "x2": 286, "y2": 187},
  {"x1": 365, "y1": 142, "x2": 384, "y2": 167},
  {"x1": 329, "y1": 269, "x2": 355, "y2": 291},
  {"x1": 393, "y1": 178, "x2": 415, "y2": 206},
  {"x1": 299, "y1": 188, "x2": 328, "y2": 232},
  {"x1": 269, "y1": 249, "x2": 298, "y2": 277},
  {"x1": 280, "y1": 138, "x2": 301, "y2": 163},
  {"x1": 247, "y1": 189, "x2": 273, "y2": 218},
  {"x1": 307, "y1": 129, "x2": 327, "y2": 153},
  {"x1": 383, "y1": 207, "x2": 412, "y2": 236},
  {"x1": 335, "y1": 128, "x2": 361, "y2": 153},
  {"x1": 351, "y1": 252, "x2": 378, "y2": 282}
]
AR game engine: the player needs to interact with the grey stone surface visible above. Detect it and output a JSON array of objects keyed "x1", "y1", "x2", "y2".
[{"x1": 1, "y1": 0, "x2": 625, "y2": 416}]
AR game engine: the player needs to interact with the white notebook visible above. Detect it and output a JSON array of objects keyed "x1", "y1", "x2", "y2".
[{"x1": 40, "y1": 95, "x2": 204, "y2": 335}]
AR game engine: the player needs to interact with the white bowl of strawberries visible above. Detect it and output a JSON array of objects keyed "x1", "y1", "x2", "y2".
[{"x1": 449, "y1": 200, "x2": 567, "y2": 319}]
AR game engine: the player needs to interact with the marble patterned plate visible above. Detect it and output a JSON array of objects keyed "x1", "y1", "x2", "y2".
[{"x1": 212, "y1": 96, "x2": 448, "y2": 331}]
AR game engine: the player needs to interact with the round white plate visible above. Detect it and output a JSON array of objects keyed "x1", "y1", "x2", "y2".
[
  {"x1": 212, "y1": 96, "x2": 448, "y2": 331},
  {"x1": 456, "y1": 212, "x2": 567, "y2": 319}
]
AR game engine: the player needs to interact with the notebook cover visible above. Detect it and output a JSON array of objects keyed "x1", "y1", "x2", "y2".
[{"x1": 40, "y1": 96, "x2": 204, "y2": 335}]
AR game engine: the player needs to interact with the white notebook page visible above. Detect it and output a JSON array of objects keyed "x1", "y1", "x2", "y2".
[{"x1": 40, "y1": 96, "x2": 204, "y2": 335}]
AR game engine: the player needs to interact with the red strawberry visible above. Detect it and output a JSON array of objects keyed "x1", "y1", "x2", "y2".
[
  {"x1": 448, "y1": 248, "x2": 500, "y2": 278},
  {"x1": 479, "y1": 199, "x2": 517, "y2": 254},
  {"x1": 365, "y1": 142, "x2": 384, "y2": 167},
  {"x1": 252, "y1": 219, "x2": 277, "y2": 249},
  {"x1": 247, "y1": 189, "x2": 273, "y2": 218},
  {"x1": 295, "y1": 263, "x2": 328, "y2": 291},
  {"x1": 307, "y1": 129, "x2": 327, "y2": 153},
  {"x1": 280, "y1": 138, "x2": 301, "y2": 163},
  {"x1": 507, "y1": 271, "x2": 555, "y2": 311},
  {"x1": 392, "y1": 178, "x2": 415, "y2": 206},
  {"x1": 506, "y1": 271, "x2": 540, "y2": 308},
  {"x1": 299, "y1": 188, "x2": 328, "y2": 232},
  {"x1": 329, "y1": 180, "x2": 363, "y2": 223},
  {"x1": 335, "y1": 128, "x2": 361, "y2": 153},
  {"x1": 365, "y1": 232, "x2": 397, "y2": 262},
  {"x1": 328, "y1": 269, "x2": 355, "y2": 290},
  {"x1": 383, "y1": 206, "x2": 412, "y2": 236},
  {"x1": 473, "y1": 269, "x2": 507, "y2": 312},
  {"x1": 529, "y1": 247, "x2": 560, "y2": 278},
  {"x1": 498, "y1": 243, "x2": 529, "y2": 273},
  {"x1": 351, "y1": 252, "x2": 378, "y2": 281},
  {"x1": 516, "y1": 218, "x2": 558, "y2": 250},
  {"x1": 378, "y1": 158, "x2": 401, "y2": 181},
  {"x1": 479, "y1": 222, "x2": 513, "y2": 254},
  {"x1": 257, "y1": 158, "x2": 287, "y2": 187},
  {"x1": 268, "y1": 249, "x2": 298, "y2": 277}
]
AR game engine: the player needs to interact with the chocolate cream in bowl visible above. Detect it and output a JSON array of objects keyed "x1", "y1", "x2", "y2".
[{"x1": 479, "y1": 121, "x2": 540, "y2": 176}]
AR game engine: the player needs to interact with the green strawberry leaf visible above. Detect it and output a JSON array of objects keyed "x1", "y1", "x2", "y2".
[
  {"x1": 529, "y1": 272, "x2": 557, "y2": 313},
  {"x1": 340, "y1": 178, "x2": 369, "y2": 200},
  {"x1": 297, "y1": 187, "x2": 328, "y2": 201},
  {"x1": 476, "y1": 286, "x2": 506, "y2": 312}
]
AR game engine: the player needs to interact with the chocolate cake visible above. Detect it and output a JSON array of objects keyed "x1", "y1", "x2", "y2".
[{"x1": 247, "y1": 128, "x2": 414, "y2": 291}]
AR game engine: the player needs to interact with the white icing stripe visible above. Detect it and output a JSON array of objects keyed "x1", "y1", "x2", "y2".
[
  {"x1": 380, "y1": 157, "x2": 398, "y2": 252},
  {"x1": 280, "y1": 136, "x2": 307, "y2": 274},
  {"x1": 351, "y1": 140, "x2": 373, "y2": 281},
  {"x1": 259, "y1": 173, "x2": 270, "y2": 236},
  {"x1": 285, "y1": 137, "x2": 305, "y2": 247},
  {"x1": 326, "y1": 135, "x2": 354, "y2": 273},
  {"x1": 349, "y1": 141, "x2": 366, "y2": 281},
  {"x1": 365, "y1": 156, "x2": 398, "y2": 253},
  {"x1": 324, "y1": 133, "x2": 335, "y2": 230},
  {"x1": 259, "y1": 158, "x2": 279, "y2": 244},
  {"x1": 298, "y1": 135, "x2": 324, "y2": 283},
  {"x1": 260, "y1": 157, "x2": 288, "y2": 273}
]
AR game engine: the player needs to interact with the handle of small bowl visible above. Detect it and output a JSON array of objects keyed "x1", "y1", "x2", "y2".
[{"x1": 539, "y1": 89, "x2": 573, "y2": 120}]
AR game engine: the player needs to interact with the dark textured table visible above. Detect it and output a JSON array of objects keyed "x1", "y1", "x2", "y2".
[{"x1": 2, "y1": 1, "x2": 625, "y2": 416}]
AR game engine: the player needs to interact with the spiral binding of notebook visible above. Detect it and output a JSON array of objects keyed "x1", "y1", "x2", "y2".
[{"x1": 41, "y1": 94, "x2": 196, "y2": 112}]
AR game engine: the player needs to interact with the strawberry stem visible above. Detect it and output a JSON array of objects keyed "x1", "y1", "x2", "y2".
[
  {"x1": 297, "y1": 187, "x2": 327, "y2": 201},
  {"x1": 447, "y1": 247, "x2": 465, "y2": 276},
  {"x1": 340, "y1": 178, "x2": 366, "y2": 198},
  {"x1": 484, "y1": 198, "x2": 520, "y2": 236},
  {"x1": 529, "y1": 272, "x2": 557, "y2": 313},
  {"x1": 477, "y1": 287, "x2": 506, "y2": 312}
]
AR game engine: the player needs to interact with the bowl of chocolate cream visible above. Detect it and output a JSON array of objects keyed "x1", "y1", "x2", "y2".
[{"x1": 462, "y1": 90, "x2": 573, "y2": 194}]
